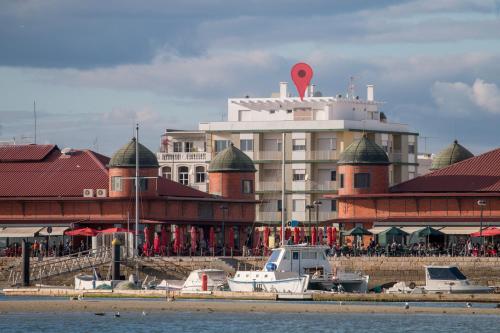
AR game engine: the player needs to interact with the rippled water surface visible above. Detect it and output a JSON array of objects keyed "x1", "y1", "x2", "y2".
[{"x1": 0, "y1": 311, "x2": 499, "y2": 333}]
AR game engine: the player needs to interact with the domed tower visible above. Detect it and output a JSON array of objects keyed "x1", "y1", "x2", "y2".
[
  {"x1": 337, "y1": 135, "x2": 390, "y2": 196},
  {"x1": 108, "y1": 138, "x2": 159, "y2": 198},
  {"x1": 430, "y1": 140, "x2": 473, "y2": 171},
  {"x1": 208, "y1": 143, "x2": 256, "y2": 200}
]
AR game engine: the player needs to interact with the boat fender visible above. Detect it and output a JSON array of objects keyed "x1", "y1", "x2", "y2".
[
  {"x1": 409, "y1": 282, "x2": 416, "y2": 290},
  {"x1": 201, "y1": 273, "x2": 208, "y2": 291}
]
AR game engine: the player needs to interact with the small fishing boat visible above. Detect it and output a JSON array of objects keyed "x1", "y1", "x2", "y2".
[
  {"x1": 228, "y1": 245, "x2": 368, "y2": 293},
  {"x1": 423, "y1": 265, "x2": 493, "y2": 294}
]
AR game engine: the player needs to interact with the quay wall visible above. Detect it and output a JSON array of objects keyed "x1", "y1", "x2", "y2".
[{"x1": 1, "y1": 256, "x2": 499, "y2": 289}]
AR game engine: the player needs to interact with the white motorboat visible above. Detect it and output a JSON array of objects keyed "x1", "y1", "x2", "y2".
[
  {"x1": 228, "y1": 245, "x2": 368, "y2": 293},
  {"x1": 423, "y1": 265, "x2": 493, "y2": 294},
  {"x1": 74, "y1": 273, "x2": 112, "y2": 290},
  {"x1": 181, "y1": 269, "x2": 227, "y2": 292}
]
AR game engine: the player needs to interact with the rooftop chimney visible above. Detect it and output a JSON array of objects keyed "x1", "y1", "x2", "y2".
[
  {"x1": 367, "y1": 85, "x2": 374, "y2": 102},
  {"x1": 280, "y1": 82, "x2": 288, "y2": 99}
]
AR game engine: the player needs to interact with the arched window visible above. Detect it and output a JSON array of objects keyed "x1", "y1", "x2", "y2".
[
  {"x1": 178, "y1": 166, "x2": 189, "y2": 185},
  {"x1": 162, "y1": 166, "x2": 172, "y2": 180},
  {"x1": 195, "y1": 166, "x2": 206, "y2": 183}
]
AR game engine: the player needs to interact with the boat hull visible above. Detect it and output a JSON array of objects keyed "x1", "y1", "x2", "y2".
[{"x1": 228, "y1": 275, "x2": 309, "y2": 293}]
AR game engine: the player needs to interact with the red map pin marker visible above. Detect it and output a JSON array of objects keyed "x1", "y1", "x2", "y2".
[{"x1": 291, "y1": 62, "x2": 313, "y2": 101}]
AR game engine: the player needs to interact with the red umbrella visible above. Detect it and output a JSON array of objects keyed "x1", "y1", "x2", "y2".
[
  {"x1": 311, "y1": 226, "x2": 317, "y2": 246},
  {"x1": 160, "y1": 226, "x2": 168, "y2": 255},
  {"x1": 300, "y1": 227, "x2": 305, "y2": 243},
  {"x1": 143, "y1": 226, "x2": 151, "y2": 256},
  {"x1": 253, "y1": 229, "x2": 261, "y2": 252},
  {"x1": 470, "y1": 227, "x2": 500, "y2": 237},
  {"x1": 263, "y1": 227, "x2": 270, "y2": 253},
  {"x1": 174, "y1": 226, "x2": 181, "y2": 254},
  {"x1": 99, "y1": 227, "x2": 135, "y2": 234},
  {"x1": 190, "y1": 226, "x2": 197, "y2": 254},
  {"x1": 332, "y1": 227, "x2": 337, "y2": 244},
  {"x1": 327, "y1": 226, "x2": 333, "y2": 246},
  {"x1": 228, "y1": 227, "x2": 235, "y2": 250},
  {"x1": 153, "y1": 232, "x2": 160, "y2": 254},
  {"x1": 209, "y1": 227, "x2": 215, "y2": 251},
  {"x1": 318, "y1": 228, "x2": 324, "y2": 245},
  {"x1": 65, "y1": 227, "x2": 98, "y2": 237},
  {"x1": 293, "y1": 227, "x2": 300, "y2": 244}
]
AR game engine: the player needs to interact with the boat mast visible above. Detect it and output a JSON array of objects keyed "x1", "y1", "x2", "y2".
[
  {"x1": 281, "y1": 132, "x2": 286, "y2": 245},
  {"x1": 135, "y1": 124, "x2": 139, "y2": 257}
]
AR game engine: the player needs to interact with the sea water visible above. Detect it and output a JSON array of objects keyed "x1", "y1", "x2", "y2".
[{"x1": 0, "y1": 311, "x2": 499, "y2": 333}]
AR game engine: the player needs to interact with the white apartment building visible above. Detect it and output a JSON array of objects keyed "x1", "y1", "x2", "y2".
[{"x1": 157, "y1": 81, "x2": 419, "y2": 226}]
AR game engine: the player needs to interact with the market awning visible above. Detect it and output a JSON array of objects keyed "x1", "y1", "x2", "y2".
[
  {"x1": 38, "y1": 226, "x2": 69, "y2": 236},
  {"x1": 0, "y1": 227, "x2": 43, "y2": 238},
  {"x1": 368, "y1": 227, "x2": 391, "y2": 235},
  {"x1": 439, "y1": 227, "x2": 480, "y2": 235},
  {"x1": 400, "y1": 227, "x2": 426, "y2": 234}
]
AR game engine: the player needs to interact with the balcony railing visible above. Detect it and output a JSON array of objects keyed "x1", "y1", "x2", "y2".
[
  {"x1": 157, "y1": 152, "x2": 209, "y2": 162},
  {"x1": 256, "y1": 181, "x2": 281, "y2": 192},
  {"x1": 388, "y1": 150, "x2": 402, "y2": 162},
  {"x1": 255, "y1": 150, "x2": 282, "y2": 161},
  {"x1": 307, "y1": 150, "x2": 338, "y2": 160},
  {"x1": 256, "y1": 211, "x2": 281, "y2": 222},
  {"x1": 308, "y1": 181, "x2": 338, "y2": 191}
]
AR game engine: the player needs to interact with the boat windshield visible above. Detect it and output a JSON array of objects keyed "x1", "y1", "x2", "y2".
[
  {"x1": 267, "y1": 249, "x2": 282, "y2": 263},
  {"x1": 427, "y1": 267, "x2": 467, "y2": 280}
]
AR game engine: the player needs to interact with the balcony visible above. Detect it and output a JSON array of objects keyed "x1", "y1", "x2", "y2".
[
  {"x1": 307, "y1": 150, "x2": 338, "y2": 161},
  {"x1": 256, "y1": 181, "x2": 281, "y2": 192},
  {"x1": 255, "y1": 150, "x2": 282, "y2": 161},
  {"x1": 157, "y1": 152, "x2": 209, "y2": 162},
  {"x1": 388, "y1": 150, "x2": 402, "y2": 162},
  {"x1": 256, "y1": 211, "x2": 281, "y2": 222},
  {"x1": 307, "y1": 181, "x2": 338, "y2": 192}
]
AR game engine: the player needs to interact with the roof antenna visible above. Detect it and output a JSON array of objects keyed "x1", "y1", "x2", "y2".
[
  {"x1": 347, "y1": 76, "x2": 355, "y2": 100},
  {"x1": 33, "y1": 100, "x2": 37, "y2": 144}
]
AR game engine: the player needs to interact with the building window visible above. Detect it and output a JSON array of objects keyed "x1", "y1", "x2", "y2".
[
  {"x1": 354, "y1": 173, "x2": 370, "y2": 188},
  {"x1": 242, "y1": 180, "x2": 253, "y2": 194},
  {"x1": 270, "y1": 110, "x2": 275, "y2": 114},
  {"x1": 195, "y1": 166, "x2": 206, "y2": 183},
  {"x1": 111, "y1": 176, "x2": 122, "y2": 191},
  {"x1": 178, "y1": 166, "x2": 189, "y2": 185},
  {"x1": 317, "y1": 138, "x2": 337, "y2": 151},
  {"x1": 287, "y1": 109, "x2": 292, "y2": 113},
  {"x1": 173, "y1": 142, "x2": 183, "y2": 152},
  {"x1": 292, "y1": 169, "x2": 306, "y2": 181},
  {"x1": 240, "y1": 139, "x2": 253, "y2": 152},
  {"x1": 277, "y1": 200, "x2": 282, "y2": 212},
  {"x1": 214, "y1": 140, "x2": 230, "y2": 153},
  {"x1": 340, "y1": 174, "x2": 344, "y2": 188},
  {"x1": 331, "y1": 199, "x2": 337, "y2": 212},
  {"x1": 408, "y1": 144, "x2": 415, "y2": 154},
  {"x1": 184, "y1": 141, "x2": 194, "y2": 152},
  {"x1": 133, "y1": 178, "x2": 148, "y2": 191},
  {"x1": 330, "y1": 170, "x2": 337, "y2": 181},
  {"x1": 162, "y1": 166, "x2": 172, "y2": 180},
  {"x1": 292, "y1": 199, "x2": 305, "y2": 212},
  {"x1": 292, "y1": 139, "x2": 306, "y2": 151}
]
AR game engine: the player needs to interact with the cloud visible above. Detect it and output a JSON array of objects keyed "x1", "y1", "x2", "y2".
[{"x1": 431, "y1": 79, "x2": 500, "y2": 115}]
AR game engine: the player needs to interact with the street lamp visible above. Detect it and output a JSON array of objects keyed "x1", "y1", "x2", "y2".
[
  {"x1": 220, "y1": 204, "x2": 228, "y2": 256},
  {"x1": 313, "y1": 200, "x2": 322, "y2": 244},
  {"x1": 477, "y1": 200, "x2": 487, "y2": 255},
  {"x1": 306, "y1": 204, "x2": 314, "y2": 244}
]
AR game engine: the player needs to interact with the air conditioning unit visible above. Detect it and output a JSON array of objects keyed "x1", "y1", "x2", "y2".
[
  {"x1": 96, "y1": 189, "x2": 107, "y2": 197},
  {"x1": 83, "y1": 189, "x2": 94, "y2": 197}
]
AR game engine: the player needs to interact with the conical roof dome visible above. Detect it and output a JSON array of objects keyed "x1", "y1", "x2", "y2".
[
  {"x1": 108, "y1": 138, "x2": 159, "y2": 168},
  {"x1": 430, "y1": 140, "x2": 473, "y2": 170},
  {"x1": 208, "y1": 143, "x2": 256, "y2": 173},
  {"x1": 338, "y1": 135, "x2": 390, "y2": 165}
]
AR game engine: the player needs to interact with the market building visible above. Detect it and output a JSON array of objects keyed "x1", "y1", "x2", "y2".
[
  {"x1": 327, "y1": 136, "x2": 500, "y2": 243},
  {"x1": 0, "y1": 139, "x2": 257, "y2": 255}
]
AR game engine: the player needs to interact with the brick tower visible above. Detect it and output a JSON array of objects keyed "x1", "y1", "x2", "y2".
[
  {"x1": 108, "y1": 138, "x2": 159, "y2": 198},
  {"x1": 207, "y1": 143, "x2": 256, "y2": 200}
]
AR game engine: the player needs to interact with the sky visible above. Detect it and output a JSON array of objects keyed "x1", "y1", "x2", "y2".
[{"x1": 0, "y1": 0, "x2": 499, "y2": 155}]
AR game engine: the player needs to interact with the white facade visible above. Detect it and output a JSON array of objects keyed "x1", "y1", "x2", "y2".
[{"x1": 157, "y1": 82, "x2": 419, "y2": 225}]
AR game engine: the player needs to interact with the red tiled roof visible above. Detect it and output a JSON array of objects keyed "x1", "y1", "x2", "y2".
[
  {"x1": 0, "y1": 146, "x2": 109, "y2": 197},
  {"x1": 157, "y1": 177, "x2": 211, "y2": 198},
  {"x1": 0, "y1": 144, "x2": 56, "y2": 162},
  {"x1": 391, "y1": 148, "x2": 500, "y2": 193}
]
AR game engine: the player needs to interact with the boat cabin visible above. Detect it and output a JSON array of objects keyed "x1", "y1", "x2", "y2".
[{"x1": 264, "y1": 245, "x2": 331, "y2": 277}]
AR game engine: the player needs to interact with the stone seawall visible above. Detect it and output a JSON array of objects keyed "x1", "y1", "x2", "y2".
[{"x1": 329, "y1": 257, "x2": 500, "y2": 288}]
